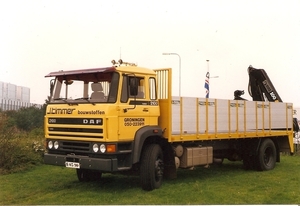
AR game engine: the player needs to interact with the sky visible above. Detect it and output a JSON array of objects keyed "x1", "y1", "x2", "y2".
[{"x1": 0, "y1": 0, "x2": 300, "y2": 107}]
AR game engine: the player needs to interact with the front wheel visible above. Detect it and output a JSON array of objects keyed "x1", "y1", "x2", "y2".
[
  {"x1": 256, "y1": 139, "x2": 276, "y2": 171},
  {"x1": 140, "y1": 144, "x2": 164, "y2": 191}
]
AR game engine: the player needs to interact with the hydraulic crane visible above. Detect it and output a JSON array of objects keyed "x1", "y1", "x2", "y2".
[{"x1": 234, "y1": 65, "x2": 299, "y2": 131}]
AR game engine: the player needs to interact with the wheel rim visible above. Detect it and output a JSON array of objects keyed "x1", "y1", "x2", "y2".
[
  {"x1": 263, "y1": 147, "x2": 273, "y2": 166},
  {"x1": 155, "y1": 158, "x2": 164, "y2": 181}
]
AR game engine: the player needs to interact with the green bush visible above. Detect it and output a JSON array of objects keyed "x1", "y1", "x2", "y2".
[
  {"x1": 14, "y1": 106, "x2": 45, "y2": 131},
  {"x1": 0, "y1": 113, "x2": 44, "y2": 174}
]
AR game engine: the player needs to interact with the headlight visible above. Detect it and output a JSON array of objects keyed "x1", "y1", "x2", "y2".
[
  {"x1": 100, "y1": 144, "x2": 106, "y2": 153},
  {"x1": 93, "y1": 144, "x2": 99, "y2": 153},
  {"x1": 48, "y1": 141, "x2": 53, "y2": 149},
  {"x1": 54, "y1": 141, "x2": 59, "y2": 149}
]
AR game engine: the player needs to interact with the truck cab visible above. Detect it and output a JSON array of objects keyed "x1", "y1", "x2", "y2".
[{"x1": 44, "y1": 62, "x2": 163, "y2": 182}]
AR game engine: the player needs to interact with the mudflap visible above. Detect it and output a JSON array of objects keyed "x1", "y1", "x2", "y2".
[{"x1": 162, "y1": 143, "x2": 177, "y2": 179}]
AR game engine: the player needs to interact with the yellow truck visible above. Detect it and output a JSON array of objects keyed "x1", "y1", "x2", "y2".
[{"x1": 44, "y1": 61, "x2": 295, "y2": 190}]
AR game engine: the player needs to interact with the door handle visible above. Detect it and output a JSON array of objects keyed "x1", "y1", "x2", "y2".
[{"x1": 143, "y1": 108, "x2": 149, "y2": 112}]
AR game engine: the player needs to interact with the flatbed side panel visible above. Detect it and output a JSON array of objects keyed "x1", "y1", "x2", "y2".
[{"x1": 170, "y1": 97, "x2": 293, "y2": 143}]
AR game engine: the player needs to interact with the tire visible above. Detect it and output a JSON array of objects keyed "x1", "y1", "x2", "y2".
[
  {"x1": 140, "y1": 144, "x2": 164, "y2": 191},
  {"x1": 256, "y1": 139, "x2": 276, "y2": 171},
  {"x1": 76, "y1": 169, "x2": 102, "y2": 182}
]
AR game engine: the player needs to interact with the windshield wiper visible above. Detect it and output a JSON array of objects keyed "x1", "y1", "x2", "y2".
[
  {"x1": 74, "y1": 97, "x2": 95, "y2": 105},
  {"x1": 74, "y1": 97, "x2": 88, "y2": 100},
  {"x1": 53, "y1": 98, "x2": 68, "y2": 102}
]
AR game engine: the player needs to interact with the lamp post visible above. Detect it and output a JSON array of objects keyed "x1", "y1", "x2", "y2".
[{"x1": 162, "y1": 53, "x2": 181, "y2": 96}]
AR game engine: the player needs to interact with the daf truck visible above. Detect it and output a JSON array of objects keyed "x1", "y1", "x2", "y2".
[{"x1": 44, "y1": 61, "x2": 295, "y2": 190}]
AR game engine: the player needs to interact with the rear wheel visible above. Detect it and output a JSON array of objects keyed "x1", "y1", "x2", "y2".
[
  {"x1": 256, "y1": 139, "x2": 276, "y2": 171},
  {"x1": 76, "y1": 169, "x2": 102, "y2": 182},
  {"x1": 140, "y1": 144, "x2": 164, "y2": 191}
]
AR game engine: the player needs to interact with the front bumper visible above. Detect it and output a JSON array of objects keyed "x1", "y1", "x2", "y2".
[{"x1": 44, "y1": 153, "x2": 118, "y2": 172}]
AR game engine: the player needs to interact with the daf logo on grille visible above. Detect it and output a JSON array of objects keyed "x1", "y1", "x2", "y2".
[{"x1": 83, "y1": 119, "x2": 102, "y2": 125}]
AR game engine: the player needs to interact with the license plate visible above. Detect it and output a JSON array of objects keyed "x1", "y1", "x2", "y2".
[{"x1": 65, "y1": 161, "x2": 80, "y2": 169}]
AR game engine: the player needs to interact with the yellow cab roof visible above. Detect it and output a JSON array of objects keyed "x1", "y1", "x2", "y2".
[
  {"x1": 45, "y1": 65, "x2": 155, "y2": 77},
  {"x1": 116, "y1": 66, "x2": 156, "y2": 75}
]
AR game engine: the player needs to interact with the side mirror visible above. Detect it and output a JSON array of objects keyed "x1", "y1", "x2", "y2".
[
  {"x1": 50, "y1": 79, "x2": 55, "y2": 97},
  {"x1": 129, "y1": 78, "x2": 138, "y2": 96}
]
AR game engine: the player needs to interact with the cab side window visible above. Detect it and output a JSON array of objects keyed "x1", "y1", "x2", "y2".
[
  {"x1": 121, "y1": 76, "x2": 145, "y2": 103},
  {"x1": 129, "y1": 77, "x2": 145, "y2": 99},
  {"x1": 149, "y1": 77, "x2": 156, "y2": 100}
]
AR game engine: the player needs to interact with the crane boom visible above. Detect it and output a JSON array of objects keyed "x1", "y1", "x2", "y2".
[{"x1": 247, "y1": 65, "x2": 282, "y2": 102}]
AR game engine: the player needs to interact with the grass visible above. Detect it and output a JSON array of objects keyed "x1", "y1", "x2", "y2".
[{"x1": 1, "y1": 155, "x2": 299, "y2": 205}]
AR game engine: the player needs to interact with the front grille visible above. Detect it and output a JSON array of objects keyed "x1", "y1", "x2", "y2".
[
  {"x1": 47, "y1": 117, "x2": 104, "y2": 139},
  {"x1": 61, "y1": 141, "x2": 91, "y2": 153},
  {"x1": 48, "y1": 118, "x2": 103, "y2": 125},
  {"x1": 48, "y1": 133, "x2": 103, "y2": 138},
  {"x1": 49, "y1": 127, "x2": 103, "y2": 133}
]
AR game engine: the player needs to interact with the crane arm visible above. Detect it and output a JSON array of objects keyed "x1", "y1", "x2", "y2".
[{"x1": 247, "y1": 65, "x2": 282, "y2": 102}]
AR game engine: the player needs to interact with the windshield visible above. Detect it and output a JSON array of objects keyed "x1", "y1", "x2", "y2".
[{"x1": 49, "y1": 72, "x2": 119, "y2": 104}]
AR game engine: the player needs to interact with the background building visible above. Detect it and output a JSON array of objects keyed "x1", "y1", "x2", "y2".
[{"x1": 0, "y1": 81, "x2": 39, "y2": 111}]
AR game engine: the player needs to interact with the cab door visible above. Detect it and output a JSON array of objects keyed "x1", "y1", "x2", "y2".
[{"x1": 118, "y1": 75, "x2": 150, "y2": 141}]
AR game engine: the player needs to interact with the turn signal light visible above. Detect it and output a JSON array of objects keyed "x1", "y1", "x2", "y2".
[{"x1": 106, "y1": 144, "x2": 116, "y2": 153}]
